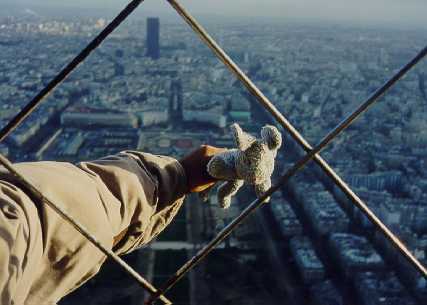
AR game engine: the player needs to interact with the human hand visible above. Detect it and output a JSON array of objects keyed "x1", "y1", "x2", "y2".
[{"x1": 179, "y1": 145, "x2": 227, "y2": 193}]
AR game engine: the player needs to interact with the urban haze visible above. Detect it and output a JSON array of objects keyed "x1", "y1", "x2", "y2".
[{"x1": 3, "y1": 0, "x2": 427, "y2": 28}]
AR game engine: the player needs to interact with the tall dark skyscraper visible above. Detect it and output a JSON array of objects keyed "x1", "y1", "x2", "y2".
[{"x1": 146, "y1": 17, "x2": 160, "y2": 60}]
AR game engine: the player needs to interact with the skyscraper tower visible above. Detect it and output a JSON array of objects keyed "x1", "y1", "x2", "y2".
[{"x1": 146, "y1": 17, "x2": 160, "y2": 60}]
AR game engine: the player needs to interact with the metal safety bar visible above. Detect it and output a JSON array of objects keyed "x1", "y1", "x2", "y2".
[
  {"x1": 144, "y1": 0, "x2": 427, "y2": 302},
  {"x1": 0, "y1": 0, "x2": 170, "y2": 301},
  {"x1": 147, "y1": 38, "x2": 427, "y2": 303},
  {"x1": 0, "y1": 154, "x2": 172, "y2": 304},
  {"x1": 0, "y1": 0, "x2": 145, "y2": 143}
]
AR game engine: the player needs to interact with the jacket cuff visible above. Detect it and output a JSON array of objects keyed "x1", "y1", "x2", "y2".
[{"x1": 123, "y1": 151, "x2": 189, "y2": 208}]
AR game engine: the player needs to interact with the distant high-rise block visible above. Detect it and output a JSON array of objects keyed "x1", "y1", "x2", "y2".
[{"x1": 146, "y1": 17, "x2": 160, "y2": 60}]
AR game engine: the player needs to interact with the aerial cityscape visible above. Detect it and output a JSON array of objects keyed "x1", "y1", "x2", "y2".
[{"x1": 0, "y1": 5, "x2": 426, "y2": 305}]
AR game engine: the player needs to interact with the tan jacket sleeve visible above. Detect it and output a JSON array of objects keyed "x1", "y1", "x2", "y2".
[
  {"x1": 76, "y1": 150, "x2": 188, "y2": 254},
  {"x1": 0, "y1": 151, "x2": 188, "y2": 304}
]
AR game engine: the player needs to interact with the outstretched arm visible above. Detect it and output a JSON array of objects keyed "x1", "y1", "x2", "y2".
[
  {"x1": 77, "y1": 145, "x2": 225, "y2": 252},
  {"x1": 0, "y1": 145, "x2": 225, "y2": 304}
]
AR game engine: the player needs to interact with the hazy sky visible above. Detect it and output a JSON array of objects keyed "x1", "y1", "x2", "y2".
[{"x1": 8, "y1": 0, "x2": 427, "y2": 27}]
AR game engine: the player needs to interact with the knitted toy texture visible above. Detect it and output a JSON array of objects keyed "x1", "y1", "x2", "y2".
[{"x1": 205, "y1": 123, "x2": 282, "y2": 209}]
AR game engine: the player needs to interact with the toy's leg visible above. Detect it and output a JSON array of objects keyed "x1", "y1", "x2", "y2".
[
  {"x1": 255, "y1": 179, "x2": 272, "y2": 203},
  {"x1": 218, "y1": 180, "x2": 244, "y2": 209}
]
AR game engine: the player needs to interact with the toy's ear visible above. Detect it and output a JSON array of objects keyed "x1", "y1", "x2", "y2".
[
  {"x1": 231, "y1": 123, "x2": 255, "y2": 151},
  {"x1": 261, "y1": 125, "x2": 282, "y2": 150}
]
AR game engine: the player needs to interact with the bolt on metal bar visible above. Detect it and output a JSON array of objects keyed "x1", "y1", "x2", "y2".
[
  {"x1": 0, "y1": 0, "x2": 145, "y2": 144},
  {"x1": 0, "y1": 154, "x2": 172, "y2": 304},
  {"x1": 146, "y1": 41, "x2": 427, "y2": 303}
]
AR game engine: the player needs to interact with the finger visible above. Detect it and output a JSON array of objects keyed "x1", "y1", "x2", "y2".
[{"x1": 191, "y1": 181, "x2": 216, "y2": 193}]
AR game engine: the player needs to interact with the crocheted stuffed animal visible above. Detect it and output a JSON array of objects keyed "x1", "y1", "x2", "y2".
[{"x1": 203, "y1": 123, "x2": 282, "y2": 209}]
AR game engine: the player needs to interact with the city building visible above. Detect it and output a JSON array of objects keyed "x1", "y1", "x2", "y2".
[
  {"x1": 139, "y1": 110, "x2": 169, "y2": 127},
  {"x1": 305, "y1": 191, "x2": 349, "y2": 237},
  {"x1": 345, "y1": 171, "x2": 406, "y2": 195},
  {"x1": 183, "y1": 110, "x2": 227, "y2": 128},
  {"x1": 329, "y1": 233, "x2": 385, "y2": 278},
  {"x1": 354, "y1": 272, "x2": 417, "y2": 305},
  {"x1": 61, "y1": 108, "x2": 138, "y2": 128},
  {"x1": 290, "y1": 236, "x2": 326, "y2": 284},
  {"x1": 269, "y1": 194, "x2": 303, "y2": 238},
  {"x1": 146, "y1": 17, "x2": 160, "y2": 60}
]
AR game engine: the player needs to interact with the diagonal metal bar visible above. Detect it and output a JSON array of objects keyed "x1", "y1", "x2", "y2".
[
  {"x1": 144, "y1": 0, "x2": 427, "y2": 302},
  {"x1": 169, "y1": 0, "x2": 427, "y2": 269},
  {"x1": 0, "y1": 0, "x2": 171, "y2": 300},
  {"x1": 146, "y1": 40, "x2": 427, "y2": 305},
  {"x1": 0, "y1": 0, "x2": 145, "y2": 144},
  {"x1": 0, "y1": 154, "x2": 172, "y2": 304}
]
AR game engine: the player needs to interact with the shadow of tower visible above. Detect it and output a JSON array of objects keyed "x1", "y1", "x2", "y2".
[{"x1": 169, "y1": 79, "x2": 183, "y2": 127}]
